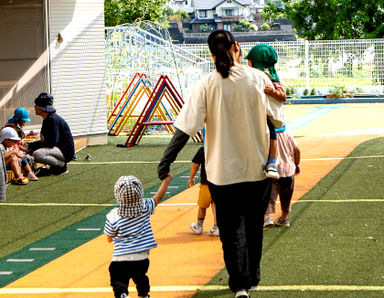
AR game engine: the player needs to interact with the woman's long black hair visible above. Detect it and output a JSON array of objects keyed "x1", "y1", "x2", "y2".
[{"x1": 207, "y1": 30, "x2": 236, "y2": 78}]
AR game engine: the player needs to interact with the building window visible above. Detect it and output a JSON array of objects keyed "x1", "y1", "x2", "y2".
[
  {"x1": 223, "y1": 24, "x2": 231, "y2": 31},
  {"x1": 199, "y1": 10, "x2": 207, "y2": 18},
  {"x1": 224, "y1": 9, "x2": 234, "y2": 16}
]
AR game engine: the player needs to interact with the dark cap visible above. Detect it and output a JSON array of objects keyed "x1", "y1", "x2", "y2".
[{"x1": 34, "y1": 92, "x2": 56, "y2": 113}]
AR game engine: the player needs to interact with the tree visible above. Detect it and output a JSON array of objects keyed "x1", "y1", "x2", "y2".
[
  {"x1": 105, "y1": 0, "x2": 168, "y2": 26},
  {"x1": 263, "y1": 0, "x2": 384, "y2": 40},
  {"x1": 165, "y1": 8, "x2": 190, "y2": 23}
]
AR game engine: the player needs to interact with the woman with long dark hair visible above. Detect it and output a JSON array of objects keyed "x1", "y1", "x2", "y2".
[{"x1": 158, "y1": 30, "x2": 284, "y2": 297}]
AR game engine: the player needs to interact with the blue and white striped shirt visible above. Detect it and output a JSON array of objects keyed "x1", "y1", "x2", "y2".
[{"x1": 104, "y1": 198, "x2": 157, "y2": 256}]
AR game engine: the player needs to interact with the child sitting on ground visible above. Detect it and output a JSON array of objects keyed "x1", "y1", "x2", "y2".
[
  {"x1": 0, "y1": 127, "x2": 37, "y2": 185},
  {"x1": 264, "y1": 125, "x2": 301, "y2": 228},
  {"x1": 246, "y1": 44, "x2": 286, "y2": 179},
  {"x1": 104, "y1": 174, "x2": 172, "y2": 298},
  {"x1": 3, "y1": 107, "x2": 36, "y2": 174}
]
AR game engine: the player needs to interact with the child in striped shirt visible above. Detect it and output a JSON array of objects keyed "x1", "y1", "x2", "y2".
[{"x1": 104, "y1": 174, "x2": 172, "y2": 298}]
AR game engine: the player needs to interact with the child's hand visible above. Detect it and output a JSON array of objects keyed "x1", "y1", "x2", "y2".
[
  {"x1": 165, "y1": 173, "x2": 173, "y2": 183},
  {"x1": 295, "y1": 165, "x2": 301, "y2": 175},
  {"x1": 15, "y1": 150, "x2": 24, "y2": 158},
  {"x1": 264, "y1": 84, "x2": 274, "y2": 95},
  {"x1": 154, "y1": 174, "x2": 173, "y2": 206},
  {"x1": 162, "y1": 174, "x2": 173, "y2": 187},
  {"x1": 187, "y1": 178, "x2": 195, "y2": 188}
]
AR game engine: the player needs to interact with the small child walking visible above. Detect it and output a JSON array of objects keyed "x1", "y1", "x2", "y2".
[
  {"x1": 104, "y1": 174, "x2": 172, "y2": 298},
  {"x1": 246, "y1": 44, "x2": 286, "y2": 179},
  {"x1": 264, "y1": 125, "x2": 300, "y2": 228},
  {"x1": 188, "y1": 146, "x2": 219, "y2": 236}
]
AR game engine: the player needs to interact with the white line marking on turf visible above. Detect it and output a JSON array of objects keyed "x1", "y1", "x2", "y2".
[
  {"x1": 167, "y1": 186, "x2": 179, "y2": 188},
  {"x1": 29, "y1": 248, "x2": 56, "y2": 251},
  {"x1": 302, "y1": 155, "x2": 384, "y2": 161},
  {"x1": 2, "y1": 199, "x2": 382, "y2": 208},
  {"x1": 5, "y1": 258, "x2": 33, "y2": 263},
  {"x1": 76, "y1": 228, "x2": 101, "y2": 231},
  {"x1": 0, "y1": 272, "x2": 12, "y2": 275},
  {"x1": 69, "y1": 155, "x2": 384, "y2": 165},
  {"x1": 71, "y1": 160, "x2": 191, "y2": 165},
  {"x1": 1, "y1": 285, "x2": 384, "y2": 294},
  {"x1": 292, "y1": 199, "x2": 384, "y2": 203},
  {"x1": 0, "y1": 203, "x2": 115, "y2": 207}
]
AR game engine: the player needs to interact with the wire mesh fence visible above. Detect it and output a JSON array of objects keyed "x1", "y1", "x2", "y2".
[
  {"x1": 180, "y1": 39, "x2": 384, "y2": 95},
  {"x1": 106, "y1": 21, "x2": 384, "y2": 102}
]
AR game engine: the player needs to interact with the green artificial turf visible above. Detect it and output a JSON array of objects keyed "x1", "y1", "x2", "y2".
[
  {"x1": 0, "y1": 135, "x2": 201, "y2": 259},
  {"x1": 193, "y1": 137, "x2": 384, "y2": 298}
]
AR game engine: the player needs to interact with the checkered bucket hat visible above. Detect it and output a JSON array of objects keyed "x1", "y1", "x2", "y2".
[{"x1": 114, "y1": 176, "x2": 144, "y2": 218}]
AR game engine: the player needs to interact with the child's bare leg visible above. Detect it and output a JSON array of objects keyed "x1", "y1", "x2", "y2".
[
  {"x1": 208, "y1": 202, "x2": 219, "y2": 236},
  {"x1": 211, "y1": 202, "x2": 217, "y2": 225},
  {"x1": 6, "y1": 156, "x2": 23, "y2": 178},
  {"x1": 197, "y1": 207, "x2": 206, "y2": 219},
  {"x1": 190, "y1": 207, "x2": 206, "y2": 235},
  {"x1": 23, "y1": 163, "x2": 33, "y2": 175},
  {"x1": 23, "y1": 163, "x2": 38, "y2": 180},
  {"x1": 266, "y1": 120, "x2": 279, "y2": 179},
  {"x1": 269, "y1": 139, "x2": 277, "y2": 162},
  {"x1": 265, "y1": 139, "x2": 279, "y2": 179}
]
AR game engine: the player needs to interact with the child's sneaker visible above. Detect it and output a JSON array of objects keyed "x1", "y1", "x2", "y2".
[
  {"x1": 189, "y1": 223, "x2": 203, "y2": 235},
  {"x1": 207, "y1": 226, "x2": 219, "y2": 236},
  {"x1": 265, "y1": 163, "x2": 279, "y2": 179},
  {"x1": 27, "y1": 172, "x2": 39, "y2": 181},
  {"x1": 275, "y1": 217, "x2": 290, "y2": 227},
  {"x1": 264, "y1": 216, "x2": 273, "y2": 227},
  {"x1": 12, "y1": 177, "x2": 28, "y2": 185}
]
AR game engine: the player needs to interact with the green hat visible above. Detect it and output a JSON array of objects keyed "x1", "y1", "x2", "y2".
[{"x1": 246, "y1": 44, "x2": 280, "y2": 82}]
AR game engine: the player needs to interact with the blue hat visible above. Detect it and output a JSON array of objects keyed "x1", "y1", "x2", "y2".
[{"x1": 8, "y1": 107, "x2": 30, "y2": 123}]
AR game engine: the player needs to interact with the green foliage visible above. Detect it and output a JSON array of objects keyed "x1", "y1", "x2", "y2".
[
  {"x1": 166, "y1": 9, "x2": 190, "y2": 22},
  {"x1": 162, "y1": 6, "x2": 174, "y2": 17},
  {"x1": 328, "y1": 85, "x2": 348, "y2": 98},
  {"x1": 260, "y1": 22, "x2": 270, "y2": 31},
  {"x1": 285, "y1": 86, "x2": 296, "y2": 97},
  {"x1": 199, "y1": 24, "x2": 211, "y2": 32},
  {"x1": 310, "y1": 88, "x2": 317, "y2": 96},
  {"x1": 234, "y1": 20, "x2": 257, "y2": 32},
  {"x1": 105, "y1": 0, "x2": 168, "y2": 26},
  {"x1": 263, "y1": 0, "x2": 384, "y2": 39},
  {"x1": 303, "y1": 88, "x2": 309, "y2": 96}
]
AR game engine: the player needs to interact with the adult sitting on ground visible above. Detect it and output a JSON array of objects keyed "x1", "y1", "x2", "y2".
[{"x1": 28, "y1": 92, "x2": 75, "y2": 176}]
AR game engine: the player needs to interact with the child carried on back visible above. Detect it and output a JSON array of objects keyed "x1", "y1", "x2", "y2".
[{"x1": 246, "y1": 44, "x2": 287, "y2": 179}]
